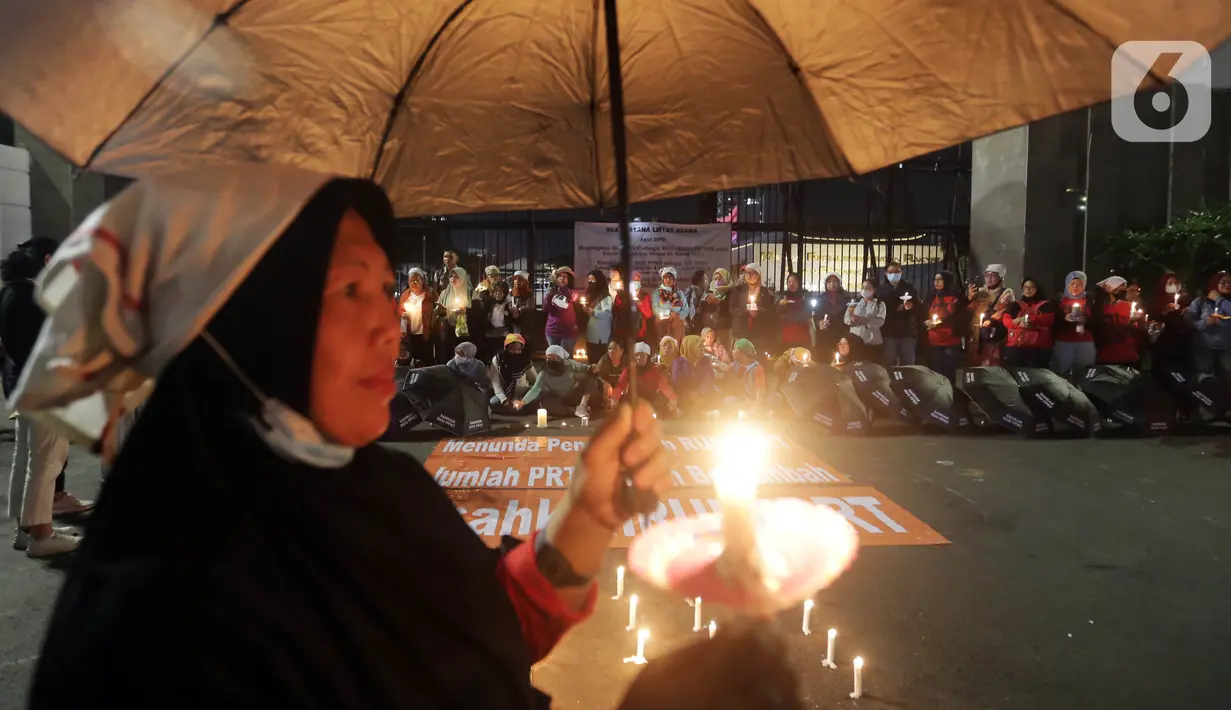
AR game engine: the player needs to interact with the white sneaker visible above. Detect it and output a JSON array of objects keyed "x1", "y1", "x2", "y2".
[
  {"x1": 25, "y1": 530, "x2": 81, "y2": 558},
  {"x1": 574, "y1": 405, "x2": 590, "y2": 419},
  {"x1": 52, "y1": 493, "x2": 95, "y2": 518},
  {"x1": 12, "y1": 526, "x2": 78, "y2": 551}
]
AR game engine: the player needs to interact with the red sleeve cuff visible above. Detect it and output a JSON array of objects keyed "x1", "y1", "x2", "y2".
[{"x1": 496, "y1": 532, "x2": 597, "y2": 662}]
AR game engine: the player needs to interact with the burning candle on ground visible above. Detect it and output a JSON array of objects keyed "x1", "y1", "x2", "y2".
[
  {"x1": 823, "y1": 628, "x2": 837, "y2": 668},
  {"x1": 802, "y1": 599, "x2": 814, "y2": 635},
  {"x1": 613, "y1": 565, "x2": 625, "y2": 600},
  {"x1": 850, "y1": 656, "x2": 864, "y2": 699},
  {"x1": 536, "y1": 408, "x2": 548, "y2": 428},
  {"x1": 621, "y1": 628, "x2": 649, "y2": 665},
  {"x1": 693, "y1": 597, "x2": 703, "y2": 632},
  {"x1": 708, "y1": 620, "x2": 716, "y2": 639},
  {"x1": 626, "y1": 593, "x2": 639, "y2": 630}
]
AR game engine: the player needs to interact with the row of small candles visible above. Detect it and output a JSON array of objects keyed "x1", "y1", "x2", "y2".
[{"x1": 614, "y1": 566, "x2": 866, "y2": 698}]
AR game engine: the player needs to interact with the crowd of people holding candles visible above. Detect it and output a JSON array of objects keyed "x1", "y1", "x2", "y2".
[{"x1": 399, "y1": 250, "x2": 1231, "y2": 421}]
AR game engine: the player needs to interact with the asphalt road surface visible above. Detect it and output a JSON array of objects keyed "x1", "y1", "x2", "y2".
[{"x1": 1, "y1": 422, "x2": 1228, "y2": 709}]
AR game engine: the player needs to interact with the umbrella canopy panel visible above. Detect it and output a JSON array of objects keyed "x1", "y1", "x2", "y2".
[
  {"x1": 1009, "y1": 367, "x2": 1102, "y2": 436},
  {"x1": 961, "y1": 366, "x2": 1050, "y2": 435},
  {"x1": 1076, "y1": 365, "x2": 1178, "y2": 433},
  {"x1": 849, "y1": 361, "x2": 911, "y2": 421},
  {"x1": 780, "y1": 366, "x2": 869, "y2": 433},
  {"x1": 889, "y1": 365, "x2": 970, "y2": 432},
  {"x1": 2, "y1": 1, "x2": 1228, "y2": 216}
]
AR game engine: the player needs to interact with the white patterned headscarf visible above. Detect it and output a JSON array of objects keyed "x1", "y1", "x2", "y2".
[{"x1": 7, "y1": 164, "x2": 334, "y2": 447}]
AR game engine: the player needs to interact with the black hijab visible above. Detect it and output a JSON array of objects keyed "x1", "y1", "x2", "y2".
[{"x1": 30, "y1": 180, "x2": 543, "y2": 710}]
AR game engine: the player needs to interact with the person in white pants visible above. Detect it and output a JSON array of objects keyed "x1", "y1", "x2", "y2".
[{"x1": 8, "y1": 415, "x2": 76, "y2": 556}]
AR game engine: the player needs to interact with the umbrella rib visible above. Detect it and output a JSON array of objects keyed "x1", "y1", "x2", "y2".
[
  {"x1": 739, "y1": 0, "x2": 853, "y2": 176},
  {"x1": 589, "y1": 0, "x2": 604, "y2": 209},
  {"x1": 369, "y1": 0, "x2": 477, "y2": 181},
  {"x1": 82, "y1": 0, "x2": 255, "y2": 170}
]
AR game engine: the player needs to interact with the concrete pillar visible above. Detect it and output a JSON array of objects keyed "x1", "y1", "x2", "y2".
[
  {"x1": 0, "y1": 144, "x2": 32, "y2": 256},
  {"x1": 11, "y1": 126, "x2": 107, "y2": 241},
  {"x1": 972, "y1": 92, "x2": 1231, "y2": 294}
]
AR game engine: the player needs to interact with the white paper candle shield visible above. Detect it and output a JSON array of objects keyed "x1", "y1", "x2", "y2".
[{"x1": 850, "y1": 656, "x2": 864, "y2": 698}]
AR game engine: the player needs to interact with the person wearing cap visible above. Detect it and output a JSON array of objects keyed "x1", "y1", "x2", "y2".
[
  {"x1": 543, "y1": 266, "x2": 580, "y2": 353},
  {"x1": 512, "y1": 344, "x2": 595, "y2": 418},
  {"x1": 966, "y1": 264, "x2": 1015, "y2": 367},
  {"x1": 398, "y1": 267, "x2": 437, "y2": 365},
  {"x1": 488, "y1": 334, "x2": 535, "y2": 412},
  {"x1": 729, "y1": 263, "x2": 777, "y2": 352},
  {"x1": 1053, "y1": 270, "x2": 1096, "y2": 376},
  {"x1": 612, "y1": 342, "x2": 678, "y2": 415},
  {"x1": 651, "y1": 266, "x2": 691, "y2": 345},
  {"x1": 472, "y1": 265, "x2": 502, "y2": 300}
]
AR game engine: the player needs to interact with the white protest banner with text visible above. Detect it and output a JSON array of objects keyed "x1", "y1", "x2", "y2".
[{"x1": 573, "y1": 222, "x2": 731, "y2": 288}]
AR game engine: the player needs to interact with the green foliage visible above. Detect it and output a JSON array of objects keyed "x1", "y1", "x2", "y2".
[{"x1": 1100, "y1": 203, "x2": 1231, "y2": 292}]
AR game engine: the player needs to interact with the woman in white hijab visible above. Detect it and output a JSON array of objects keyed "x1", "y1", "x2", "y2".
[
  {"x1": 435, "y1": 265, "x2": 475, "y2": 357},
  {"x1": 4, "y1": 166, "x2": 770, "y2": 710}
]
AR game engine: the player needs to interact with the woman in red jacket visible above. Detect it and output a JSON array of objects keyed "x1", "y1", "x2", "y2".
[
  {"x1": 1093, "y1": 276, "x2": 1150, "y2": 368},
  {"x1": 1002, "y1": 277, "x2": 1056, "y2": 368},
  {"x1": 924, "y1": 270, "x2": 965, "y2": 382},
  {"x1": 1052, "y1": 270, "x2": 1097, "y2": 377},
  {"x1": 612, "y1": 342, "x2": 679, "y2": 415}
]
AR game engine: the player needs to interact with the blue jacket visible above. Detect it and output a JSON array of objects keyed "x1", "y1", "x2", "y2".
[{"x1": 1188, "y1": 294, "x2": 1231, "y2": 351}]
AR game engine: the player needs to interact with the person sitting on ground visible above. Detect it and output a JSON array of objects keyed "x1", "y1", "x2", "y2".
[
  {"x1": 834, "y1": 336, "x2": 854, "y2": 369},
  {"x1": 489, "y1": 334, "x2": 534, "y2": 413},
  {"x1": 513, "y1": 344, "x2": 595, "y2": 419},
  {"x1": 658, "y1": 335, "x2": 679, "y2": 373},
  {"x1": 672, "y1": 335, "x2": 721, "y2": 415},
  {"x1": 724, "y1": 338, "x2": 768, "y2": 413},
  {"x1": 591, "y1": 340, "x2": 627, "y2": 412},
  {"x1": 612, "y1": 343, "x2": 678, "y2": 416},
  {"x1": 445, "y1": 342, "x2": 489, "y2": 392},
  {"x1": 700, "y1": 327, "x2": 732, "y2": 367}
]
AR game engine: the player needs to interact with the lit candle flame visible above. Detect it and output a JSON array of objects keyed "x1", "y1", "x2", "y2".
[{"x1": 712, "y1": 427, "x2": 768, "y2": 504}]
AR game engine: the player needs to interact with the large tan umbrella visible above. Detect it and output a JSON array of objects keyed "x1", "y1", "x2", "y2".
[{"x1": 1, "y1": 0, "x2": 1227, "y2": 218}]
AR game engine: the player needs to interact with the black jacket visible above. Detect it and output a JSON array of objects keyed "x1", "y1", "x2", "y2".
[
  {"x1": 0, "y1": 281, "x2": 44, "y2": 395},
  {"x1": 877, "y1": 279, "x2": 922, "y2": 338}
]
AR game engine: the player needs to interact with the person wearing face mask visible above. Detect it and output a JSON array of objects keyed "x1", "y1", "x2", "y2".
[
  {"x1": 488, "y1": 334, "x2": 534, "y2": 414},
  {"x1": 612, "y1": 343, "x2": 678, "y2": 415},
  {"x1": 813, "y1": 271, "x2": 850, "y2": 357},
  {"x1": 1186, "y1": 270, "x2": 1231, "y2": 382},
  {"x1": 446, "y1": 341, "x2": 490, "y2": 390},
  {"x1": 1092, "y1": 276, "x2": 1152, "y2": 368},
  {"x1": 512, "y1": 345, "x2": 595, "y2": 419},
  {"x1": 923, "y1": 271, "x2": 965, "y2": 383},
  {"x1": 698, "y1": 268, "x2": 733, "y2": 347},
  {"x1": 844, "y1": 279, "x2": 887, "y2": 362},
  {"x1": 1002, "y1": 278, "x2": 1056, "y2": 368},
  {"x1": 876, "y1": 260, "x2": 921, "y2": 367},
  {"x1": 472, "y1": 265, "x2": 502, "y2": 300},
  {"x1": 966, "y1": 264, "x2": 1015, "y2": 367},
  {"x1": 397, "y1": 267, "x2": 437, "y2": 366},
  {"x1": 776, "y1": 272, "x2": 812, "y2": 350},
  {"x1": 1148, "y1": 272, "x2": 1191, "y2": 374},
  {"x1": 1052, "y1": 270, "x2": 1097, "y2": 377},
  {"x1": 652, "y1": 267, "x2": 691, "y2": 345},
  {"x1": 730, "y1": 264, "x2": 777, "y2": 351}
]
